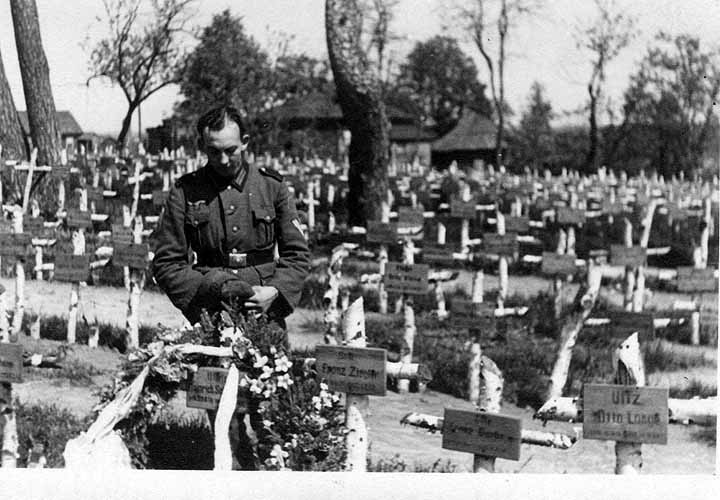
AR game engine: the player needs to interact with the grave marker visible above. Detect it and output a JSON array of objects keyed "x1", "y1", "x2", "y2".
[
  {"x1": 113, "y1": 243, "x2": 149, "y2": 269},
  {"x1": 0, "y1": 234, "x2": 31, "y2": 257},
  {"x1": 366, "y1": 221, "x2": 398, "y2": 244},
  {"x1": 0, "y1": 343, "x2": 23, "y2": 383},
  {"x1": 441, "y1": 409, "x2": 521, "y2": 461},
  {"x1": 676, "y1": 267, "x2": 717, "y2": 293},
  {"x1": 610, "y1": 245, "x2": 647, "y2": 267},
  {"x1": 54, "y1": 254, "x2": 90, "y2": 282},
  {"x1": 482, "y1": 233, "x2": 518, "y2": 256},
  {"x1": 315, "y1": 345, "x2": 387, "y2": 396},
  {"x1": 504, "y1": 216, "x2": 529, "y2": 234},
  {"x1": 384, "y1": 262, "x2": 429, "y2": 295},
  {"x1": 541, "y1": 252, "x2": 576, "y2": 276},
  {"x1": 583, "y1": 384, "x2": 668, "y2": 445},
  {"x1": 450, "y1": 199, "x2": 476, "y2": 219},
  {"x1": 66, "y1": 209, "x2": 93, "y2": 229},
  {"x1": 112, "y1": 225, "x2": 134, "y2": 246},
  {"x1": 556, "y1": 207, "x2": 585, "y2": 225},
  {"x1": 450, "y1": 299, "x2": 495, "y2": 330},
  {"x1": 422, "y1": 245, "x2": 456, "y2": 266},
  {"x1": 152, "y1": 190, "x2": 169, "y2": 207},
  {"x1": 186, "y1": 367, "x2": 249, "y2": 412}
]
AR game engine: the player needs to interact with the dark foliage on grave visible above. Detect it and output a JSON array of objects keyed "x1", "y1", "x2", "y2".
[{"x1": 91, "y1": 308, "x2": 346, "y2": 470}]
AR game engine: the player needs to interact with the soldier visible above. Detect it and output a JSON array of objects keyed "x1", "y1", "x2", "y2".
[{"x1": 151, "y1": 105, "x2": 310, "y2": 468}]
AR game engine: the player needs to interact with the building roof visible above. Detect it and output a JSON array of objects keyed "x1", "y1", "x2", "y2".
[
  {"x1": 277, "y1": 91, "x2": 415, "y2": 123},
  {"x1": 431, "y1": 110, "x2": 497, "y2": 152},
  {"x1": 389, "y1": 123, "x2": 438, "y2": 143},
  {"x1": 18, "y1": 110, "x2": 83, "y2": 136}
]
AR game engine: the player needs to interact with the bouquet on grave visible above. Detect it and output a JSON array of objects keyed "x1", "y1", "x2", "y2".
[{"x1": 89, "y1": 307, "x2": 347, "y2": 470}]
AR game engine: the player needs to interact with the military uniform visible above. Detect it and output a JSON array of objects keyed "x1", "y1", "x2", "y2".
[
  {"x1": 151, "y1": 160, "x2": 310, "y2": 470},
  {"x1": 151, "y1": 161, "x2": 310, "y2": 324}
]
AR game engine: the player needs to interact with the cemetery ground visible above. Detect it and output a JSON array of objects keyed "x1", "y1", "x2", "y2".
[{"x1": 4, "y1": 266, "x2": 716, "y2": 473}]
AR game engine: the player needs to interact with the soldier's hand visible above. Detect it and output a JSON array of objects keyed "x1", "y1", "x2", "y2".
[{"x1": 245, "y1": 286, "x2": 279, "y2": 312}]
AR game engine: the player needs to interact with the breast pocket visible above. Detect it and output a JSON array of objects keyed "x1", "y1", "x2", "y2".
[
  {"x1": 184, "y1": 203, "x2": 211, "y2": 249},
  {"x1": 252, "y1": 205, "x2": 276, "y2": 250}
]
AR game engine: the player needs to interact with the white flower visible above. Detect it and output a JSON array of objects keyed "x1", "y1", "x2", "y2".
[
  {"x1": 311, "y1": 395, "x2": 322, "y2": 411},
  {"x1": 270, "y1": 345, "x2": 277, "y2": 355},
  {"x1": 250, "y1": 379, "x2": 264, "y2": 394},
  {"x1": 263, "y1": 419, "x2": 273, "y2": 428},
  {"x1": 238, "y1": 376, "x2": 249, "y2": 388},
  {"x1": 274, "y1": 355, "x2": 293, "y2": 373},
  {"x1": 253, "y1": 354, "x2": 269, "y2": 368},
  {"x1": 270, "y1": 444, "x2": 289, "y2": 459},
  {"x1": 276, "y1": 373, "x2": 293, "y2": 389},
  {"x1": 319, "y1": 382, "x2": 329, "y2": 392},
  {"x1": 260, "y1": 365, "x2": 274, "y2": 380}
]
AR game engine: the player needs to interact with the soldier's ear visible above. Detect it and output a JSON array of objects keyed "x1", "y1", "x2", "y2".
[{"x1": 240, "y1": 134, "x2": 250, "y2": 149}]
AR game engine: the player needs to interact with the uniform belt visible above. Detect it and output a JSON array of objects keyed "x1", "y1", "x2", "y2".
[{"x1": 226, "y1": 249, "x2": 275, "y2": 268}]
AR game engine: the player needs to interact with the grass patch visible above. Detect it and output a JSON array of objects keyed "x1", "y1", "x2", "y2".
[
  {"x1": 368, "y1": 454, "x2": 458, "y2": 472},
  {"x1": 18, "y1": 312, "x2": 159, "y2": 353},
  {"x1": 15, "y1": 402, "x2": 93, "y2": 468},
  {"x1": 643, "y1": 340, "x2": 716, "y2": 374},
  {"x1": 25, "y1": 359, "x2": 106, "y2": 387},
  {"x1": 668, "y1": 379, "x2": 717, "y2": 399}
]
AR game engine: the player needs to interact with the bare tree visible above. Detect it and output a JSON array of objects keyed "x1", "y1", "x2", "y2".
[
  {"x1": 0, "y1": 48, "x2": 26, "y2": 161},
  {"x1": 87, "y1": 0, "x2": 195, "y2": 148},
  {"x1": 458, "y1": 0, "x2": 537, "y2": 168},
  {"x1": 577, "y1": 0, "x2": 636, "y2": 173},
  {"x1": 326, "y1": 0, "x2": 390, "y2": 226},
  {"x1": 361, "y1": 0, "x2": 401, "y2": 90},
  {"x1": 10, "y1": 0, "x2": 61, "y2": 167}
]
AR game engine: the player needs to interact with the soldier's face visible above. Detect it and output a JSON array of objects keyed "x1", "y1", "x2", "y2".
[{"x1": 203, "y1": 121, "x2": 247, "y2": 178}]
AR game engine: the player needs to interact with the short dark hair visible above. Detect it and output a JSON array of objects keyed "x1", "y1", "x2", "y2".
[{"x1": 196, "y1": 106, "x2": 246, "y2": 148}]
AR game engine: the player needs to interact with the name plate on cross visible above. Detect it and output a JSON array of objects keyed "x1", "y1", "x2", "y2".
[
  {"x1": 676, "y1": 267, "x2": 717, "y2": 293},
  {"x1": 315, "y1": 345, "x2": 387, "y2": 396},
  {"x1": 54, "y1": 254, "x2": 91, "y2": 282},
  {"x1": 610, "y1": 245, "x2": 647, "y2": 267},
  {"x1": 0, "y1": 343, "x2": 23, "y2": 383},
  {"x1": 384, "y1": 262, "x2": 429, "y2": 295},
  {"x1": 0, "y1": 233, "x2": 31, "y2": 257},
  {"x1": 113, "y1": 243, "x2": 150, "y2": 269},
  {"x1": 111, "y1": 225, "x2": 134, "y2": 246},
  {"x1": 450, "y1": 299, "x2": 495, "y2": 330},
  {"x1": 582, "y1": 384, "x2": 668, "y2": 444},
  {"x1": 556, "y1": 207, "x2": 585, "y2": 226},
  {"x1": 450, "y1": 199, "x2": 476, "y2": 219},
  {"x1": 482, "y1": 233, "x2": 518, "y2": 256},
  {"x1": 422, "y1": 245, "x2": 456, "y2": 266},
  {"x1": 441, "y1": 409, "x2": 521, "y2": 460},
  {"x1": 504, "y1": 216, "x2": 529, "y2": 234},
  {"x1": 66, "y1": 209, "x2": 93, "y2": 229},
  {"x1": 366, "y1": 221, "x2": 398, "y2": 244},
  {"x1": 186, "y1": 367, "x2": 249, "y2": 412},
  {"x1": 541, "y1": 252, "x2": 576, "y2": 276}
]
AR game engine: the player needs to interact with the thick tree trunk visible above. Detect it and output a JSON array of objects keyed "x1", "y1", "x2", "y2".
[
  {"x1": 10, "y1": 0, "x2": 61, "y2": 167},
  {"x1": 0, "y1": 49, "x2": 26, "y2": 161},
  {"x1": 326, "y1": 0, "x2": 389, "y2": 226}
]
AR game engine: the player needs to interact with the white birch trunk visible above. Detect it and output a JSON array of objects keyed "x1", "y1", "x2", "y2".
[
  {"x1": 474, "y1": 356, "x2": 503, "y2": 473},
  {"x1": 613, "y1": 333, "x2": 645, "y2": 475},
  {"x1": 496, "y1": 211, "x2": 508, "y2": 308},
  {"x1": 343, "y1": 298, "x2": 368, "y2": 472}
]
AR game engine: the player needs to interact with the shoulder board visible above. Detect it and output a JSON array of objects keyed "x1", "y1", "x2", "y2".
[
  {"x1": 175, "y1": 170, "x2": 200, "y2": 188},
  {"x1": 259, "y1": 166, "x2": 283, "y2": 182}
]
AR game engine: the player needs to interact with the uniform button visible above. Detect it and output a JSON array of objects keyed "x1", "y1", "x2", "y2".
[
  {"x1": 226, "y1": 186, "x2": 231, "y2": 190},
  {"x1": 193, "y1": 220, "x2": 198, "y2": 226},
  {"x1": 265, "y1": 215, "x2": 271, "y2": 221},
  {"x1": 232, "y1": 226, "x2": 238, "y2": 232},
  {"x1": 229, "y1": 205, "x2": 236, "y2": 210}
]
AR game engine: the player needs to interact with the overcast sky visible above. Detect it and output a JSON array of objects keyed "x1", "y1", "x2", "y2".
[{"x1": 0, "y1": 0, "x2": 717, "y2": 136}]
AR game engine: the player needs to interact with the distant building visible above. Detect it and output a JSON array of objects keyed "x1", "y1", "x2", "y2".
[
  {"x1": 145, "y1": 117, "x2": 195, "y2": 155},
  {"x1": 276, "y1": 90, "x2": 436, "y2": 162},
  {"x1": 18, "y1": 110, "x2": 83, "y2": 149},
  {"x1": 431, "y1": 110, "x2": 502, "y2": 169}
]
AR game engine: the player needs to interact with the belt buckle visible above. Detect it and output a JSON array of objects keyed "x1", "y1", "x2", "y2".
[{"x1": 229, "y1": 251, "x2": 247, "y2": 268}]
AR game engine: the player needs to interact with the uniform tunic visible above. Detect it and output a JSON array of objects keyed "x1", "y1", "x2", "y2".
[{"x1": 151, "y1": 161, "x2": 310, "y2": 324}]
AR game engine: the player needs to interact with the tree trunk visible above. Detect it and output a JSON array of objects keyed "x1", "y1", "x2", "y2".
[
  {"x1": 10, "y1": 0, "x2": 61, "y2": 167},
  {"x1": 0, "y1": 49, "x2": 26, "y2": 161},
  {"x1": 586, "y1": 84, "x2": 598, "y2": 174},
  {"x1": 117, "y1": 103, "x2": 138, "y2": 149},
  {"x1": 326, "y1": 0, "x2": 389, "y2": 226}
]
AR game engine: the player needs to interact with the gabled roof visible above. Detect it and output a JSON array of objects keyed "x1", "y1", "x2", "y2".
[
  {"x1": 390, "y1": 123, "x2": 438, "y2": 142},
  {"x1": 276, "y1": 91, "x2": 415, "y2": 123},
  {"x1": 18, "y1": 110, "x2": 83, "y2": 136},
  {"x1": 431, "y1": 110, "x2": 497, "y2": 152}
]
